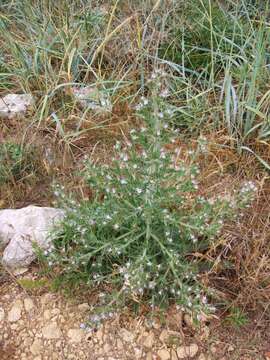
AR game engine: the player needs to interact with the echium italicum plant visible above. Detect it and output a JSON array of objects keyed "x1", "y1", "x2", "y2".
[{"x1": 46, "y1": 68, "x2": 256, "y2": 318}]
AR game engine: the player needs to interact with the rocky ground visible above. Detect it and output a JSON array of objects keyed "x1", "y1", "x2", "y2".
[{"x1": 0, "y1": 269, "x2": 267, "y2": 360}]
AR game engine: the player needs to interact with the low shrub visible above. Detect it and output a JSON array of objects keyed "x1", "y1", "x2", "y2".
[{"x1": 45, "y1": 71, "x2": 256, "y2": 317}]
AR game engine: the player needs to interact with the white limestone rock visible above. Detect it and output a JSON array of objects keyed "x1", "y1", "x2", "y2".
[
  {"x1": 0, "y1": 205, "x2": 64, "y2": 269},
  {"x1": 72, "y1": 86, "x2": 112, "y2": 113},
  {"x1": 0, "y1": 94, "x2": 34, "y2": 119}
]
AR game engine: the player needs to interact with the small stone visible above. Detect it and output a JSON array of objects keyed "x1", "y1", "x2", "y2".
[
  {"x1": 42, "y1": 323, "x2": 62, "y2": 339},
  {"x1": 67, "y1": 329, "x2": 84, "y2": 343},
  {"x1": 119, "y1": 328, "x2": 134, "y2": 342},
  {"x1": 40, "y1": 293, "x2": 54, "y2": 306},
  {"x1": 177, "y1": 344, "x2": 199, "y2": 359},
  {"x1": 10, "y1": 323, "x2": 19, "y2": 330},
  {"x1": 210, "y1": 344, "x2": 218, "y2": 354},
  {"x1": 143, "y1": 332, "x2": 155, "y2": 348},
  {"x1": 8, "y1": 302, "x2": 22, "y2": 322},
  {"x1": 51, "y1": 308, "x2": 60, "y2": 316},
  {"x1": 24, "y1": 338, "x2": 32, "y2": 347},
  {"x1": 159, "y1": 329, "x2": 169, "y2": 343},
  {"x1": 171, "y1": 350, "x2": 178, "y2": 360},
  {"x1": 59, "y1": 316, "x2": 66, "y2": 323},
  {"x1": 78, "y1": 303, "x2": 90, "y2": 312},
  {"x1": 0, "y1": 307, "x2": 5, "y2": 321},
  {"x1": 116, "y1": 338, "x2": 123, "y2": 350},
  {"x1": 24, "y1": 298, "x2": 34, "y2": 312},
  {"x1": 198, "y1": 354, "x2": 207, "y2": 360},
  {"x1": 43, "y1": 309, "x2": 52, "y2": 320},
  {"x1": 228, "y1": 345, "x2": 234, "y2": 352},
  {"x1": 103, "y1": 343, "x2": 111, "y2": 352},
  {"x1": 96, "y1": 328, "x2": 103, "y2": 341},
  {"x1": 157, "y1": 349, "x2": 170, "y2": 360},
  {"x1": 30, "y1": 339, "x2": 43, "y2": 355},
  {"x1": 146, "y1": 352, "x2": 153, "y2": 360}
]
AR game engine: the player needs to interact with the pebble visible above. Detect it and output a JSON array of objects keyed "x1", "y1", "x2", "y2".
[
  {"x1": 143, "y1": 331, "x2": 155, "y2": 348},
  {"x1": 0, "y1": 307, "x2": 5, "y2": 321},
  {"x1": 159, "y1": 329, "x2": 169, "y2": 343},
  {"x1": 30, "y1": 339, "x2": 43, "y2": 355},
  {"x1": 44, "y1": 309, "x2": 52, "y2": 320},
  {"x1": 78, "y1": 303, "x2": 90, "y2": 312},
  {"x1": 42, "y1": 323, "x2": 62, "y2": 339},
  {"x1": 177, "y1": 344, "x2": 199, "y2": 359},
  {"x1": 40, "y1": 293, "x2": 54, "y2": 306},
  {"x1": 8, "y1": 301, "x2": 23, "y2": 322},
  {"x1": 119, "y1": 328, "x2": 134, "y2": 342},
  {"x1": 67, "y1": 329, "x2": 84, "y2": 343},
  {"x1": 24, "y1": 297, "x2": 34, "y2": 312},
  {"x1": 198, "y1": 354, "x2": 207, "y2": 360},
  {"x1": 157, "y1": 349, "x2": 170, "y2": 360}
]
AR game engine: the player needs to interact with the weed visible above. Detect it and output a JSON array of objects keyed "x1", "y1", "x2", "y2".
[
  {"x1": 225, "y1": 306, "x2": 249, "y2": 328},
  {"x1": 17, "y1": 278, "x2": 48, "y2": 292},
  {"x1": 43, "y1": 73, "x2": 256, "y2": 317},
  {"x1": 0, "y1": 142, "x2": 33, "y2": 184}
]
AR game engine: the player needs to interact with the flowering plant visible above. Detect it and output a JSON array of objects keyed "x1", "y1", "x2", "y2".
[{"x1": 46, "y1": 70, "x2": 256, "y2": 315}]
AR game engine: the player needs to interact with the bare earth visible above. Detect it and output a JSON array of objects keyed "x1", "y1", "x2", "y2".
[{"x1": 0, "y1": 270, "x2": 267, "y2": 360}]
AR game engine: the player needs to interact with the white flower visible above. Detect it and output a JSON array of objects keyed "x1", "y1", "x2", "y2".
[
  {"x1": 157, "y1": 112, "x2": 164, "y2": 118},
  {"x1": 161, "y1": 152, "x2": 166, "y2": 159},
  {"x1": 114, "y1": 141, "x2": 121, "y2": 150},
  {"x1": 202, "y1": 296, "x2": 208, "y2": 304},
  {"x1": 140, "y1": 127, "x2": 146, "y2": 133},
  {"x1": 160, "y1": 88, "x2": 170, "y2": 98},
  {"x1": 113, "y1": 224, "x2": 119, "y2": 230},
  {"x1": 140, "y1": 97, "x2": 149, "y2": 105},
  {"x1": 166, "y1": 109, "x2": 174, "y2": 117},
  {"x1": 135, "y1": 103, "x2": 142, "y2": 111},
  {"x1": 136, "y1": 188, "x2": 142, "y2": 194},
  {"x1": 120, "y1": 179, "x2": 127, "y2": 185}
]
